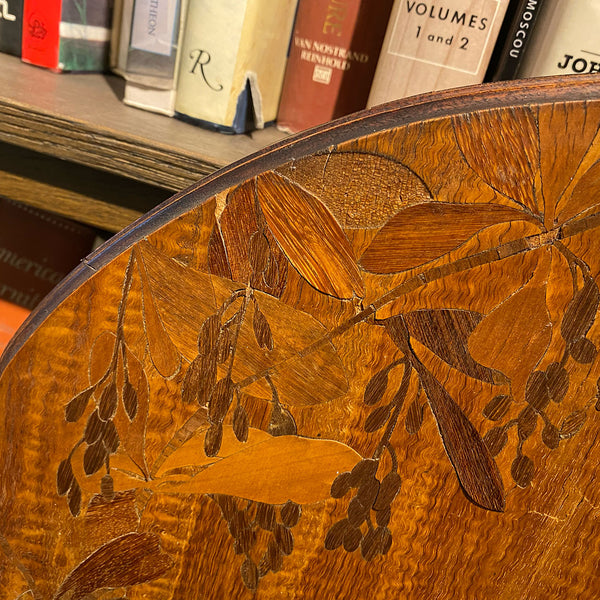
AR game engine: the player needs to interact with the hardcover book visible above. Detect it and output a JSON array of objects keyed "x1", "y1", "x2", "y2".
[
  {"x1": 517, "y1": 0, "x2": 600, "y2": 77},
  {"x1": 486, "y1": 0, "x2": 545, "y2": 81},
  {"x1": 0, "y1": 198, "x2": 97, "y2": 311},
  {"x1": 123, "y1": 0, "x2": 186, "y2": 116},
  {"x1": 276, "y1": 0, "x2": 394, "y2": 134},
  {"x1": 174, "y1": 0, "x2": 298, "y2": 134},
  {"x1": 21, "y1": 0, "x2": 113, "y2": 72},
  {"x1": 0, "y1": 0, "x2": 24, "y2": 56},
  {"x1": 367, "y1": 0, "x2": 511, "y2": 107}
]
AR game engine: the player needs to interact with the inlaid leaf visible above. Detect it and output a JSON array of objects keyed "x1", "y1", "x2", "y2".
[
  {"x1": 453, "y1": 107, "x2": 540, "y2": 213},
  {"x1": 208, "y1": 375, "x2": 234, "y2": 423},
  {"x1": 217, "y1": 179, "x2": 288, "y2": 297},
  {"x1": 256, "y1": 171, "x2": 364, "y2": 299},
  {"x1": 364, "y1": 368, "x2": 390, "y2": 406},
  {"x1": 207, "y1": 226, "x2": 232, "y2": 279},
  {"x1": 122, "y1": 380, "x2": 138, "y2": 421},
  {"x1": 54, "y1": 532, "x2": 172, "y2": 599},
  {"x1": 156, "y1": 429, "x2": 361, "y2": 505},
  {"x1": 182, "y1": 357, "x2": 203, "y2": 406},
  {"x1": 233, "y1": 404, "x2": 249, "y2": 442},
  {"x1": 403, "y1": 309, "x2": 501, "y2": 383},
  {"x1": 83, "y1": 440, "x2": 107, "y2": 476},
  {"x1": 135, "y1": 246, "x2": 181, "y2": 378},
  {"x1": 98, "y1": 381, "x2": 118, "y2": 421},
  {"x1": 560, "y1": 410, "x2": 587, "y2": 438},
  {"x1": 469, "y1": 277, "x2": 551, "y2": 401},
  {"x1": 561, "y1": 276, "x2": 599, "y2": 343},
  {"x1": 68, "y1": 482, "x2": 82, "y2": 517},
  {"x1": 482, "y1": 395, "x2": 512, "y2": 421},
  {"x1": 276, "y1": 151, "x2": 432, "y2": 228},
  {"x1": 253, "y1": 303, "x2": 274, "y2": 350},
  {"x1": 416, "y1": 363, "x2": 505, "y2": 512},
  {"x1": 360, "y1": 202, "x2": 536, "y2": 273},
  {"x1": 405, "y1": 399, "x2": 424, "y2": 435},
  {"x1": 57, "y1": 459, "x2": 75, "y2": 496},
  {"x1": 267, "y1": 402, "x2": 297, "y2": 437},
  {"x1": 142, "y1": 241, "x2": 348, "y2": 407},
  {"x1": 364, "y1": 404, "x2": 392, "y2": 433},
  {"x1": 484, "y1": 426, "x2": 508, "y2": 457},
  {"x1": 65, "y1": 387, "x2": 95, "y2": 422},
  {"x1": 511, "y1": 454, "x2": 535, "y2": 488}
]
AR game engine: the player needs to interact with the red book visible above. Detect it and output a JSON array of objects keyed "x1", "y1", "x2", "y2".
[
  {"x1": 21, "y1": 0, "x2": 61, "y2": 69},
  {"x1": 276, "y1": 0, "x2": 393, "y2": 133},
  {"x1": 21, "y1": 0, "x2": 112, "y2": 72}
]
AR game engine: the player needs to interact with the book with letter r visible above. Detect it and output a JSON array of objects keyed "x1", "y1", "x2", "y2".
[
  {"x1": 174, "y1": 0, "x2": 298, "y2": 134},
  {"x1": 367, "y1": 0, "x2": 511, "y2": 107}
]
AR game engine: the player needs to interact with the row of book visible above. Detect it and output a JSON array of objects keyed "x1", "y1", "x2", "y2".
[{"x1": 0, "y1": 1, "x2": 599, "y2": 134}]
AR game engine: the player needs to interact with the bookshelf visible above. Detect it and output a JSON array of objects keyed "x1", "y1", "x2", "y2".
[{"x1": 0, "y1": 53, "x2": 286, "y2": 232}]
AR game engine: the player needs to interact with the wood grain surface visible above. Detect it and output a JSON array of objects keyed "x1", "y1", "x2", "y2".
[{"x1": 2, "y1": 75, "x2": 600, "y2": 599}]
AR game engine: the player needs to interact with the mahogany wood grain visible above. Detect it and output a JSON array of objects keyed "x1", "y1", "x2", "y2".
[{"x1": 2, "y1": 74, "x2": 600, "y2": 599}]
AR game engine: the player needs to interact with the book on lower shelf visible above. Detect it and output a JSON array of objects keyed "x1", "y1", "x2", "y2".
[
  {"x1": 0, "y1": 197, "x2": 97, "y2": 312},
  {"x1": 174, "y1": 0, "x2": 298, "y2": 134},
  {"x1": 517, "y1": 0, "x2": 600, "y2": 78},
  {"x1": 367, "y1": 0, "x2": 511, "y2": 107},
  {"x1": 276, "y1": 0, "x2": 394, "y2": 134},
  {"x1": 0, "y1": 0, "x2": 24, "y2": 56},
  {"x1": 21, "y1": 0, "x2": 113, "y2": 72}
]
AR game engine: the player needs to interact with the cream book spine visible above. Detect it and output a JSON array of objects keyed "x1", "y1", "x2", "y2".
[
  {"x1": 367, "y1": 0, "x2": 511, "y2": 107},
  {"x1": 174, "y1": 0, "x2": 298, "y2": 133}
]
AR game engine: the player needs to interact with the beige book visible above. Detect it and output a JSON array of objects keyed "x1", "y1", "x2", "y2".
[
  {"x1": 174, "y1": 0, "x2": 298, "y2": 133},
  {"x1": 368, "y1": 0, "x2": 510, "y2": 107},
  {"x1": 518, "y1": 0, "x2": 600, "y2": 77}
]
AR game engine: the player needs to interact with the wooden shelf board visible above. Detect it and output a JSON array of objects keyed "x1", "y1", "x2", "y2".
[{"x1": 0, "y1": 53, "x2": 287, "y2": 191}]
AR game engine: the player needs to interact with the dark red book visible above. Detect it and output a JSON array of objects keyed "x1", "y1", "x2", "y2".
[
  {"x1": 276, "y1": 0, "x2": 393, "y2": 133},
  {"x1": 0, "y1": 198, "x2": 97, "y2": 310}
]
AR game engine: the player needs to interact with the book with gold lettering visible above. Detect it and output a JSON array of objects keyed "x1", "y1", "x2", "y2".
[
  {"x1": 367, "y1": 0, "x2": 511, "y2": 107},
  {"x1": 174, "y1": 0, "x2": 298, "y2": 134},
  {"x1": 0, "y1": 198, "x2": 96, "y2": 311},
  {"x1": 517, "y1": 0, "x2": 600, "y2": 78},
  {"x1": 276, "y1": 0, "x2": 393, "y2": 134}
]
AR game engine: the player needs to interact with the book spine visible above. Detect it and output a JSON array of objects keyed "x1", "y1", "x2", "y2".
[
  {"x1": 517, "y1": 0, "x2": 600, "y2": 77},
  {"x1": 57, "y1": 0, "x2": 112, "y2": 71},
  {"x1": 175, "y1": 0, "x2": 298, "y2": 134},
  {"x1": 367, "y1": 0, "x2": 511, "y2": 107},
  {"x1": 175, "y1": 0, "x2": 248, "y2": 132},
  {"x1": 0, "y1": 0, "x2": 24, "y2": 56},
  {"x1": 126, "y1": 0, "x2": 181, "y2": 80},
  {"x1": 277, "y1": 0, "x2": 394, "y2": 134},
  {"x1": 21, "y1": 0, "x2": 62, "y2": 69},
  {"x1": 123, "y1": 0, "x2": 185, "y2": 116},
  {"x1": 113, "y1": 0, "x2": 134, "y2": 76},
  {"x1": 487, "y1": 0, "x2": 545, "y2": 81},
  {"x1": 0, "y1": 197, "x2": 96, "y2": 311}
]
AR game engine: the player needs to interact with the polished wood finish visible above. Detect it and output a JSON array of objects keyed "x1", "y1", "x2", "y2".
[{"x1": 2, "y1": 75, "x2": 600, "y2": 599}]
